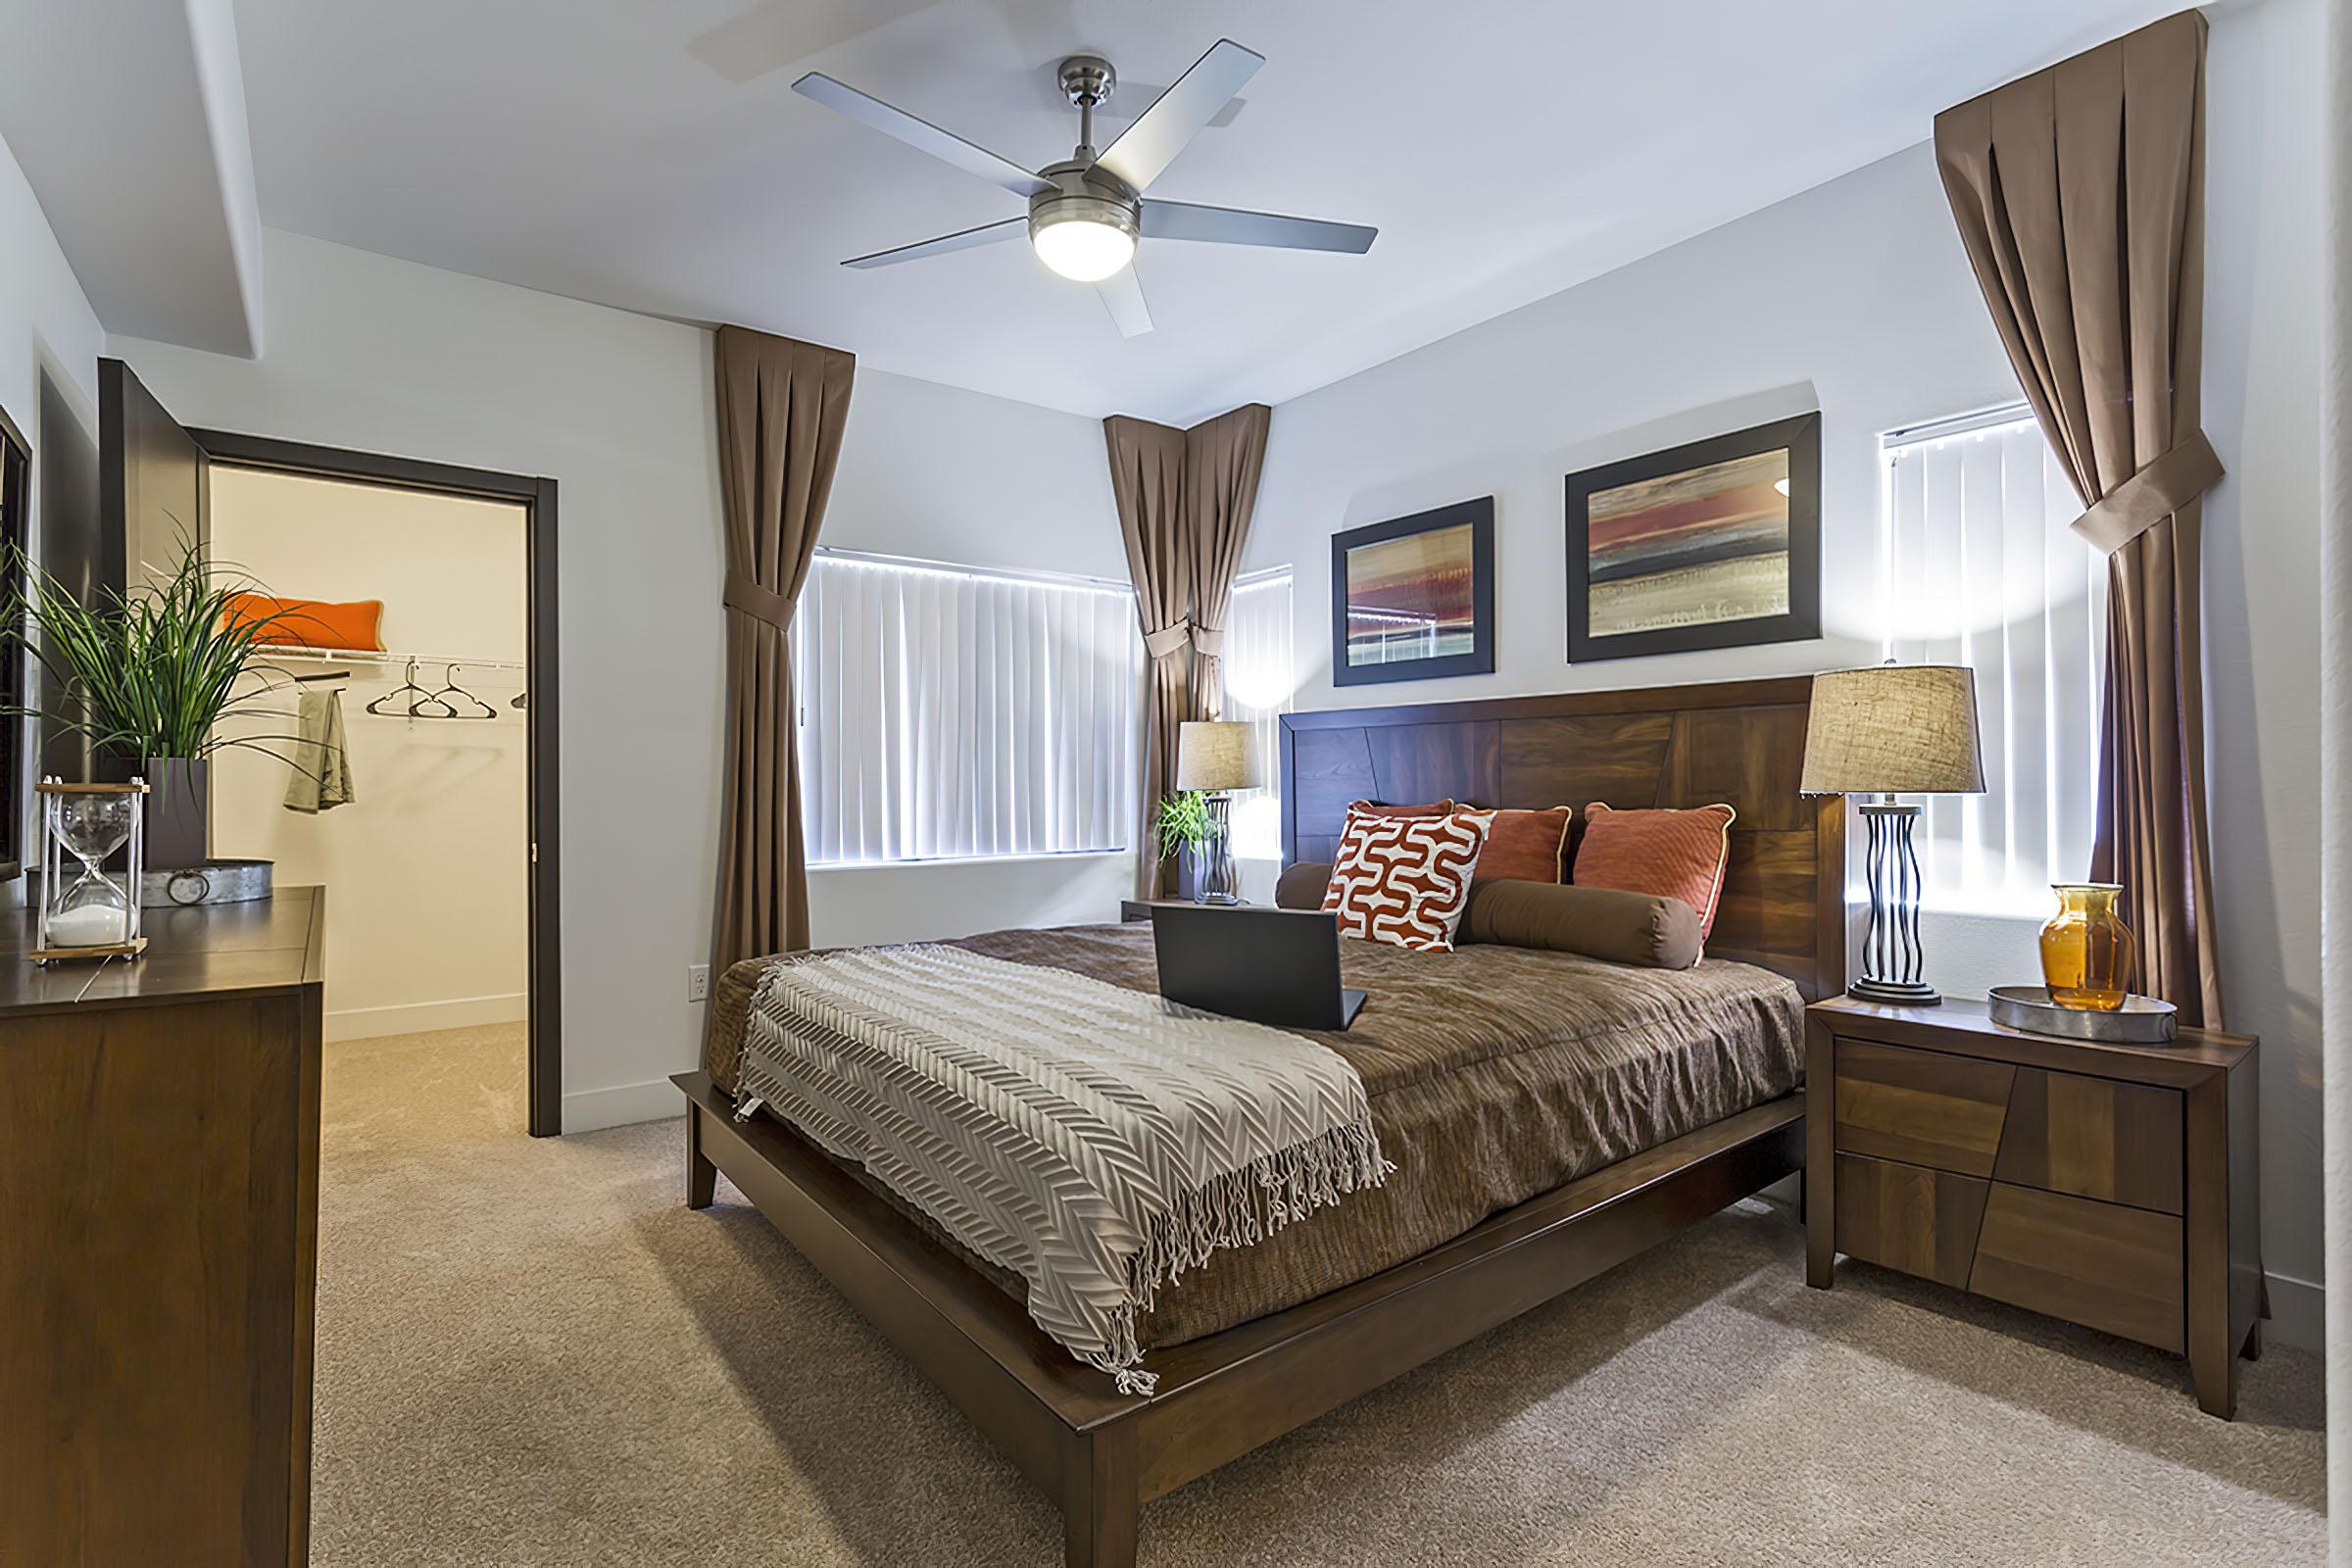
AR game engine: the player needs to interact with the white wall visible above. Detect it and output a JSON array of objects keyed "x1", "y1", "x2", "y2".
[
  {"x1": 113, "y1": 228, "x2": 721, "y2": 1133},
  {"x1": 209, "y1": 467, "x2": 528, "y2": 1042},
  {"x1": 1243, "y1": 0, "x2": 2324, "y2": 1348},
  {"x1": 2199, "y1": 0, "x2": 2327, "y2": 1357},
  {"x1": 112, "y1": 226, "x2": 1128, "y2": 1131},
  {"x1": 0, "y1": 129, "x2": 107, "y2": 896}
]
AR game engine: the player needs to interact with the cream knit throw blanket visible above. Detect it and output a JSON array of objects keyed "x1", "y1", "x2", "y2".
[{"x1": 734, "y1": 944, "x2": 1390, "y2": 1396}]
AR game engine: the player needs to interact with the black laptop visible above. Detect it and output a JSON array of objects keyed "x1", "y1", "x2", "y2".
[{"x1": 1150, "y1": 905, "x2": 1367, "y2": 1031}]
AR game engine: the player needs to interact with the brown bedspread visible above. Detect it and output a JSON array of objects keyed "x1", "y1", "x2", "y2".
[{"x1": 705, "y1": 922, "x2": 1803, "y2": 1348}]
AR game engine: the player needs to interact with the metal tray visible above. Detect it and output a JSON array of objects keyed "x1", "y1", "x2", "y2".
[{"x1": 1986, "y1": 985, "x2": 2178, "y2": 1044}]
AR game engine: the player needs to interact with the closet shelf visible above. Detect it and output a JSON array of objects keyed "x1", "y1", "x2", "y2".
[{"x1": 252, "y1": 644, "x2": 526, "y2": 674}]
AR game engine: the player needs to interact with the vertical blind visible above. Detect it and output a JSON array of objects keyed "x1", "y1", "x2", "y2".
[
  {"x1": 793, "y1": 551, "x2": 1143, "y2": 864},
  {"x1": 1221, "y1": 567, "x2": 1295, "y2": 860},
  {"x1": 1881, "y1": 408, "x2": 2108, "y2": 913}
]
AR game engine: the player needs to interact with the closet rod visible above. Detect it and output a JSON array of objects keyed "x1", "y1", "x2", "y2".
[{"x1": 252, "y1": 644, "x2": 527, "y2": 673}]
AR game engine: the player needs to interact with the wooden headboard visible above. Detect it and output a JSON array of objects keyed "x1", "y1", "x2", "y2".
[{"x1": 1279, "y1": 675, "x2": 1847, "y2": 1001}]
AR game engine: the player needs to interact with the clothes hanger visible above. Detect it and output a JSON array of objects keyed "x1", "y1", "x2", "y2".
[
  {"x1": 423, "y1": 662, "x2": 499, "y2": 720},
  {"x1": 367, "y1": 658, "x2": 455, "y2": 718}
]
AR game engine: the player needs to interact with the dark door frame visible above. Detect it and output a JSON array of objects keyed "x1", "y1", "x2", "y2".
[{"x1": 191, "y1": 428, "x2": 564, "y2": 1138}]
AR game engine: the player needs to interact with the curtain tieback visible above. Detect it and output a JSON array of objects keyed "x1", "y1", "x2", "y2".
[
  {"x1": 1143, "y1": 621, "x2": 1192, "y2": 662},
  {"x1": 723, "y1": 572, "x2": 795, "y2": 630},
  {"x1": 2071, "y1": 430, "x2": 2225, "y2": 555}
]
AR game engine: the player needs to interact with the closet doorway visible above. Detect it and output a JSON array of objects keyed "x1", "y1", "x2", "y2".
[{"x1": 197, "y1": 431, "x2": 562, "y2": 1136}]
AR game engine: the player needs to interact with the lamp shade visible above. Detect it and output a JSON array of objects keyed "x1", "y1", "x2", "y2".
[
  {"x1": 1175, "y1": 721, "x2": 1261, "y2": 792},
  {"x1": 1799, "y1": 664, "x2": 1985, "y2": 796}
]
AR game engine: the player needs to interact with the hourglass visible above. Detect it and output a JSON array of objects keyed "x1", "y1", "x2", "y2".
[{"x1": 32, "y1": 778, "x2": 149, "y2": 962}]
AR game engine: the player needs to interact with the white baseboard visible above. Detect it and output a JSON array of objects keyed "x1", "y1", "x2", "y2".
[
  {"x1": 2264, "y1": 1269, "x2": 2324, "y2": 1353},
  {"x1": 562, "y1": 1076, "x2": 688, "y2": 1134},
  {"x1": 324, "y1": 992, "x2": 527, "y2": 1043}
]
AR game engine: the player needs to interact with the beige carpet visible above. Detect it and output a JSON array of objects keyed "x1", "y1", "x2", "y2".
[{"x1": 315, "y1": 1026, "x2": 2325, "y2": 1566}]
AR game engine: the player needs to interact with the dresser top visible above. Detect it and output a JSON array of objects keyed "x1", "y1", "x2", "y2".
[{"x1": 0, "y1": 885, "x2": 325, "y2": 1016}]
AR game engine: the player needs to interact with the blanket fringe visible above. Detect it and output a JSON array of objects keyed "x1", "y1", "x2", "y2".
[{"x1": 1086, "y1": 1115, "x2": 1393, "y2": 1398}]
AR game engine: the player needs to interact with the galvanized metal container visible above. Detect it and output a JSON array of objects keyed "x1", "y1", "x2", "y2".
[
  {"x1": 1986, "y1": 984, "x2": 2179, "y2": 1044},
  {"x1": 139, "y1": 858, "x2": 274, "y2": 908}
]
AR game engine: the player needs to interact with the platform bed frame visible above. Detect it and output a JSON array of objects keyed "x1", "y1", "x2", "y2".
[{"x1": 676, "y1": 675, "x2": 1845, "y2": 1567}]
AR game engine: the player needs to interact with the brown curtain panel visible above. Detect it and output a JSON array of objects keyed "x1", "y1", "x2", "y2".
[
  {"x1": 710, "y1": 324, "x2": 856, "y2": 976},
  {"x1": 1105, "y1": 415, "x2": 1193, "y2": 898},
  {"x1": 1183, "y1": 403, "x2": 1273, "y2": 717},
  {"x1": 1935, "y1": 9, "x2": 2225, "y2": 1026}
]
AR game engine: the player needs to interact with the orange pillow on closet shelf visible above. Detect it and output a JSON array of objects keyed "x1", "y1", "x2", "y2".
[
  {"x1": 1455, "y1": 805, "x2": 1574, "y2": 883},
  {"x1": 1571, "y1": 802, "x2": 1738, "y2": 942},
  {"x1": 222, "y1": 593, "x2": 385, "y2": 653}
]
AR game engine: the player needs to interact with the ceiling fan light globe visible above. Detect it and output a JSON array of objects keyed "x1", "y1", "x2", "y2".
[{"x1": 1029, "y1": 196, "x2": 1139, "y2": 282}]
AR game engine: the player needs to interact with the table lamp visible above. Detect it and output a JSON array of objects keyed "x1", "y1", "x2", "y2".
[
  {"x1": 1799, "y1": 664, "x2": 1984, "y2": 1004},
  {"x1": 1175, "y1": 721, "x2": 1261, "y2": 906}
]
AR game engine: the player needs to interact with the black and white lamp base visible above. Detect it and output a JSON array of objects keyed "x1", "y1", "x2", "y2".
[{"x1": 1851, "y1": 800, "x2": 1940, "y2": 1005}]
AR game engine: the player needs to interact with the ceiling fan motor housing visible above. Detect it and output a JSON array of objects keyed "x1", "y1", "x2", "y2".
[{"x1": 1030, "y1": 159, "x2": 1141, "y2": 250}]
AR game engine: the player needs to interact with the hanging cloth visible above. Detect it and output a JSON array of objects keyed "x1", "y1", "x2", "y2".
[{"x1": 283, "y1": 688, "x2": 358, "y2": 813}]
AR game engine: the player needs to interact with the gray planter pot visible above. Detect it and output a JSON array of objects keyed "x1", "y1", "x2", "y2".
[{"x1": 142, "y1": 757, "x2": 211, "y2": 870}]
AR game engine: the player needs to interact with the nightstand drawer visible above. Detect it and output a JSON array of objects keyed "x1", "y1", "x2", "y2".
[
  {"x1": 1834, "y1": 1038, "x2": 2014, "y2": 1177},
  {"x1": 1832, "y1": 1152, "x2": 1987, "y2": 1288},
  {"x1": 1991, "y1": 1067, "x2": 2183, "y2": 1214},
  {"x1": 1970, "y1": 1183, "x2": 2185, "y2": 1352}
]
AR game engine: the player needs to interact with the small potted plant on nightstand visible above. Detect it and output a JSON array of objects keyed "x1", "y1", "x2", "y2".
[{"x1": 1152, "y1": 790, "x2": 1212, "y2": 903}]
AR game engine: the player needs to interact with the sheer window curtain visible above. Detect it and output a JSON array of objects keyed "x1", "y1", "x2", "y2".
[
  {"x1": 1220, "y1": 567, "x2": 1294, "y2": 863},
  {"x1": 792, "y1": 552, "x2": 1142, "y2": 863},
  {"x1": 1882, "y1": 410, "x2": 2107, "y2": 913}
]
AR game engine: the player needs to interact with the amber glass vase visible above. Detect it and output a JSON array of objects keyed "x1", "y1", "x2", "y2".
[{"x1": 2038, "y1": 883, "x2": 2135, "y2": 1011}]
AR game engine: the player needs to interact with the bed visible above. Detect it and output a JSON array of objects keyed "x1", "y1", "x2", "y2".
[{"x1": 674, "y1": 674, "x2": 1844, "y2": 1567}]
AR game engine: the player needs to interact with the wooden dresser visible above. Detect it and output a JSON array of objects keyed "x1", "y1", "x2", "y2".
[
  {"x1": 1805, "y1": 996, "x2": 2261, "y2": 1417},
  {"x1": 0, "y1": 886, "x2": 326, "y2": 1565}
]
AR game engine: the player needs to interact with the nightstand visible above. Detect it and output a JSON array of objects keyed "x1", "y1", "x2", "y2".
[
  {"x1": 1804, "y1": 996, "x2": 2263, "y2": 1417},
  {"x1": 1119, "y1": 899, "x2": 1250, "y2": 921}
]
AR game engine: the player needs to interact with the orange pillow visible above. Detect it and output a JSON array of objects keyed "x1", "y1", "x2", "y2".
[
  {"x1": 1456, "y1": 805, "x2": 1573, "y2": 883},
  {"x1": 1572, "y1": 803, "x2": 1737, "y2": 942},
  {"x1": 1324, "y1": 806, "x2": 1491, "y2": 953},
  {"x1": 222, "y1": 593, "x2": 385, "y2": 653}
]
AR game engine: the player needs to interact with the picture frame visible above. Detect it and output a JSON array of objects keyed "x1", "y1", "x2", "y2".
[
  {"x1": 1330, "y1": 496, "x2": 1494, "y2": 687},
  {"x1": 0, "y1": 402, "x2": 29, "y2": 881},
  {"x1": 1564, "y1": 412, "x2": 1821, "y2": 663}
]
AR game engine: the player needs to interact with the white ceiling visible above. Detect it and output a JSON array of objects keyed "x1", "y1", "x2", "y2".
[{"x1": 222, "y1": 0, "x2": 2170, "y2": 423}]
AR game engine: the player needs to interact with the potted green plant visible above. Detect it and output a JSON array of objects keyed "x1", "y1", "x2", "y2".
[
  {"x1": 1152, "y1": 790, "x2": 1213, "y2": 902},
  {"x1": 4, "y1": 541, "x2": 307, "y2": 868}
]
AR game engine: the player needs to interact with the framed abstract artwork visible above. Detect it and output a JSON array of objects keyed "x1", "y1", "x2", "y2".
[
  {"x1": 1564, "y1": 412, "x2": 1821, "y2": 662},
  {"x1": 1330, "y1": 497, "x2": 1494, "y2": 686}
]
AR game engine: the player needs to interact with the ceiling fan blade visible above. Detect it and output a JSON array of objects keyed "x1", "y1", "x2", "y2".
[
  {"x1": 793, "y1": 73, "x2": 1051, "y2": 200},
  {"x1": 1094, "y1": 39, "x2": 1263, "y2": 193},
  {"x1": 1141, "y1": 199, "x2": 1376, "y2": 254},
  {"x1": 1095, "y1": 266, "x2": 1153, "y2": 338},
  {"x1": 844, "y1": 217, "x2": 1029, "y2": 270}
]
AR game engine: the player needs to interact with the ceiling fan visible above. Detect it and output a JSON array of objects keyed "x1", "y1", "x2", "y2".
[{"x1": 793, "y1": 39, "x2": 1377, "y2": 337}]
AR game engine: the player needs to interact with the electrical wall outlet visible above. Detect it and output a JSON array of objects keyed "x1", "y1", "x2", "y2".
[{"x1": 685, "y1": 962, "x2": 710, "y2": 1004}]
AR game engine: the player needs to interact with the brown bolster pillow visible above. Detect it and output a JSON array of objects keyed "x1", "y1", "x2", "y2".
[
  {"x1": 1458, "y1": 879, "x2": 1702, "y2": 969},
  {"x1": 1274, "y1": 861, "x2": 1334, "y2": 910}
]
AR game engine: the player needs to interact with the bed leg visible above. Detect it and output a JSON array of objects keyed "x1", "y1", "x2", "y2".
[
  {"x1": 1061, "y1": 1425, "x2": 1139, "y2": 1568},
  {"x1": 685, "y1": 1106, "x2": 717, "y2": 1210}
]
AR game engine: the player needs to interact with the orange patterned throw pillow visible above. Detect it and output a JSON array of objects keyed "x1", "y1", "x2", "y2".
[
  {"x1": 1572, "y1": 803, "x2": 1738, "y2": 942},
  {"x1": 1323, "y1": 806, "x2": 1492, "y2": 953}
]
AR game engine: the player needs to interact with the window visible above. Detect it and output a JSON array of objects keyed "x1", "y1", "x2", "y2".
[
  {"x1": 793, "y1": 550, "x2": 1142, "y2": 864},
  {"x1": 1880, "y1": 406, "x2": 2107, "y2": 913},
  {"x1": 1220, "y1": 567, "x2": 1294, "y2": 861}
]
